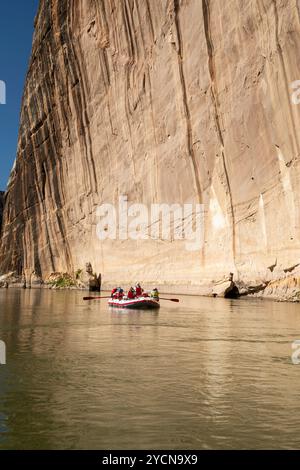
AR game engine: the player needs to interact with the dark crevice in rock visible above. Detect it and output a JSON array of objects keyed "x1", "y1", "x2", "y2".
[
  {"x1": 66, "y1": 0, "x2": 98, "y2": 196},
  {"x1": 284, "y1": 263, "x2": 300, "y2": 273},
  {"x1": 202, "y1": 0, "x2": 236, "y2": 261},
  {"x1": 272, "y1": 0, "x2": 300, "y2": 155},
  {"x1": 268, "y1": 259, "x2": 277, "y2": 272},
  {"x1": 240, "y1": 282, "x2": 270, "y2": 296},
  {"x1": 224, "y1": 285, "x2": 240, "y2": 299},
  {"x1": 174, "y1": 0, "x2": 202, "y2": 203}
]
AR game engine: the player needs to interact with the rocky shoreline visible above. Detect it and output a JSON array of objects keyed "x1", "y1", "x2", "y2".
[
  {"x1": 0, "y1": 262, "x2": 102, "y2": 292},
  {"x1": 1, "y1": 266, "x2": 300, "y2": 303}
]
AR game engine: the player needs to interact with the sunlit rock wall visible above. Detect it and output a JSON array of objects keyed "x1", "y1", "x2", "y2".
[{"x1": 0, "y1": 191, "x2": 4, "y2": 231}]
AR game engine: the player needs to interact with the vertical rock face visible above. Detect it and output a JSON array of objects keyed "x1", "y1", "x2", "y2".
[
  {"x1": 0, "y1": 191, "x2": 4, "y2": 231},
  {"x1": 1, "y1": 0, "x2": 300, "y2": 294}
]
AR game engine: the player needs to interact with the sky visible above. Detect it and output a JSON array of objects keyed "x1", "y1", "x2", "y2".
[{"x1": 0, "y1": 0, "x2": 39, "y2": 190}]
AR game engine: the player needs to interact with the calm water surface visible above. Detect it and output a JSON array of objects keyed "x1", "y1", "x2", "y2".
[{"x1": 0, "y1": 288, "x2": 299, "y2": 449}]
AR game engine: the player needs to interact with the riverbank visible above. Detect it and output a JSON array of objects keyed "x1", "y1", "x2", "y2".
[{"x1": 1, "y1": 270, "x2": 300, "y2": 303}]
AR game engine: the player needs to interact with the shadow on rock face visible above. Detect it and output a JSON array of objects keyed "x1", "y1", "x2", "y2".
[
  {"x1": 224, "y1": 284, "x2": 240, "y2": 299},
  {"x1": 212, "y1": 273, "x2": 240, "y2": 299}
]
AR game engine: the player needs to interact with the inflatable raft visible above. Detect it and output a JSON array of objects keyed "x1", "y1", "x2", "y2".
[{"x1": 108, "y1": 296, "x2": 160, "y2": 309}]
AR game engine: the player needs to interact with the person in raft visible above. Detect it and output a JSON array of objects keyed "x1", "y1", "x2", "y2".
[
  {"x1": 127, "y1": 287, "x2": 136, "y2": 299},
  {"x1": 118, "y1": 287, "x2": 124, "y2": 299},
  {"x1": 111, "y1": 287, "x2": 118, "y2": 298},
  {"x1": 150, "y1": 288, "x2": 159, "y2": 300},
  {"x1": 112, "y1": 287, "x2": 124, "y2": 299},
  {"x1": 135, "y1": 283, "x2": 143, "y2": 297}
]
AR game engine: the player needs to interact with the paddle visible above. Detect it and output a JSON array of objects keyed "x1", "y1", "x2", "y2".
[
  {"x1": 83, "y1": 295, "x2": 179, "y2": 302},
  {"x1": 83, "y1": 296, "x2": 111, "y2": 300}
]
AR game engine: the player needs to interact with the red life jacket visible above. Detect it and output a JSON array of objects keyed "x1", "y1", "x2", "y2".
[
  {"x1": 136, "y1": 286, "x2": 142, "y2": 296},
  {"x1": 127, "y1": 290, "x2": 135, "y2": 299}
]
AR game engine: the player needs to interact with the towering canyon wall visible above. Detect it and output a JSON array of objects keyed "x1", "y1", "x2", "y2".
[
  {"x1": 1, "y1": 0, "x2": 300, "y2": 296},
  {"x1": 0, "y1": 191, "x2": 4, "y2": 231}
]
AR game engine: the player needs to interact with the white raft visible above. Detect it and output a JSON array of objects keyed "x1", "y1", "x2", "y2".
[{"x1": 108, "y1": 296, "x2": 160, "y2": 309}]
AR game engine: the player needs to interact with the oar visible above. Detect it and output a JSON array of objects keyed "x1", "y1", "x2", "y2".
[
  {"x1": 83, "y1": 295, "x2": 179, "y2": 302},
  {"x1": 83, "y1": 296, "x2": 111, "y2": 300}
]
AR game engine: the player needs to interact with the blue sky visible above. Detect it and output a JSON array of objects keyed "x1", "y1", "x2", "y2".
[{"x1": 0, "y1": 0, "x2": 39, "y2": 190}]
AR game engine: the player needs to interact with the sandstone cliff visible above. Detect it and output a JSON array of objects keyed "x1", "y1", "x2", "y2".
[
  {"x1": 1, "y1": 0, "x2": 300, "y2": 298},
  {"x1": 0, "y1": 191, "x2": 4, "y2": 231}
]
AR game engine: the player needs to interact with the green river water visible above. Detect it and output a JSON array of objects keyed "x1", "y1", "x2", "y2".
[{"x1": 0, "y1": 288, "x2": 299, "y2": 449}]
